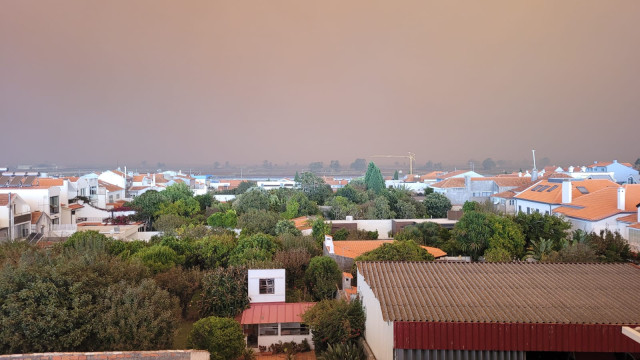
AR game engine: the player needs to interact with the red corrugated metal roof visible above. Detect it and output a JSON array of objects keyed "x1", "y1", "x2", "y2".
[
  {"x1": 394, "y1": 322, "x2": 640, "y2": 353},
  {"x1": 239, "y1": 302, "x2": 315, "y2": 325}
]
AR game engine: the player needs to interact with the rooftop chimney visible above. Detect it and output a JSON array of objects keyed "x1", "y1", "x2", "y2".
[
  {"x1": 531, "y1": 169, "x2": 538, "y2": 182},
  {"x1": 617, "y1": 187, "x2": 625, "y2": 211},
  {"x1": 568, "y1": 166, "x2": 574, "y2": 173},
  {"x1": 324, "y1": 235, "x2": 334, "y2": 254},
  {"x1": 562, "y1": 181, "x2": 572, "y2": 204}
]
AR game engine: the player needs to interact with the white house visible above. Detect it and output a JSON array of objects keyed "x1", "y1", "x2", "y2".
[
  {"x1": 0, "y1": 177, "x2": 63, "y2": 225},
  {"x1": 257, "y1": 178, "x2": 296, "y2": 191},
  {"x1": 239, "y1": 269, "x2": 314, "y2": 350},
  {"x1": 98, "y1": 169, "x2": 127, "y2": 189},
  {"x1": 514, "y1": 179, "x2": 617, "y2": 216},
  {"x1": 586, "y1": 160, "x2": 639, "y2": 184},
  {"x1": 0, "y1": 193, "x2": 32, "y2": 241},
  {"x1": 553, "y1": 184, "x2": 640, "y2": 239}
]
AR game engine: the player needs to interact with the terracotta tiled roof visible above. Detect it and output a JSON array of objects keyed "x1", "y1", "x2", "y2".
[
  {"x1": 421, "y1": 171, "x2": 446, "y2": 181},
  {"x1": 64, "y1": 177, "x2": 80, "y2": 182},
  {"x1": 99, "y1": 180, "x2": 123, "y2": 192},
  {"x1": 587, "y1": 162, "x2": 613, "y2": 168},
  {"x1": 332, "y1": 240, "x2": 446, "y2": 259},
  {"x1": 342, "y1": 272, "x2": 353, "y2": 279},
  {"x1": 239, "y1": 302, "x2": 315, "y2": 325},
  {"x1": 357, "y1": 261, "x2": 640, "y2": 324},
  {"x1": 436, "y1": 170, "x2": 472, "y2": 180},
  {"x1": 616, "y1": 214, "x2": 639, "y2": 224},
  {"x1": 132, "y1": 175, "x2": 146, "y2": 182},
  {"x1": 0, "y1": 194, "x2": 9, "y2": 206},
  {"x1": 291, "y1": 216, "x2": 312, "y2": 230},
  {"x1": 554, "y1": 184, "x2": 640, "y2": 221},
  {"x1": 430, "y1": 178, "x2": 465, "y2": 189},
  {"x1": 491, "y1": 190, "x2": 516, "y2": 199},
  {"x1": 112, "y1": 170, "x2": 125, "y2": 177},
  {"x1": 480, "y1": 177, "x2": 533, "y2": 188},
  {"x1": 515, "y1": 179, "x2": 617, "y2": 205},
  {"x1": 544, "y1": 172, "x2": 573, "y2": 179},
  {"x1": 129, "y1": 186, "x2": 150, "y2": 191},
  {"x1": 153, "y1": 174, "x2": 169, "y2": 184},
  {"x1": 33, "y1": 178, "x2": 64, "y2": 187},
  {"x1": 630, "y1": 223, "x2": 640, "y2": 230},
  {"x1": 31, "y1": 211, "x2": 42, "y2": 224},
  {"x1": 68, "y1": 204, "x2": 84, "y2": 210}
]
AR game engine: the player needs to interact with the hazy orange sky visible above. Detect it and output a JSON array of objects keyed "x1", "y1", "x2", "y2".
[{"x1": 1, "y1": 1, "x2": 639, "y2": 169}]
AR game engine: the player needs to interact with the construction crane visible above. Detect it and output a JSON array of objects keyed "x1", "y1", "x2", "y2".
[{"x1": 370, "y1": 152, "x2": 416, "y2": 175}]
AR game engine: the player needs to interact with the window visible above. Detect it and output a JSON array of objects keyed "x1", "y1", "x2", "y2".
[
  {"x1": 90, "y1": 186, "x2": 97, "y2": 195},
  {"x1": 518, "y1": 206, "x2": 522, "y2": 213},
  {"x1": 80, "y1": 188, "x2": 87, "y2": 196},
  {"x1": 259, "y1": 323, "x2": 278, "y2": 336},
  {"x1": 50, "y1": 196, "x2": 59, "y2": 214},
  {"x1": 52, "y1": 218, "x2": 59, "y2": 225},
  {"x1": 527, "y1": 207, "x2": 531, "y2": 214},
  {"x1": 280, "y1": 323, "x2": 309, "y2": 335},
  {"x1": 509, "y1": 200, "x2": 515, "y2": 205},
  {"x1": 116, "y1": 194, "x2": 120, "y2": 200},
  {"x1": 260, "y1": 278, "x2": 275, "y2": 294},
  {"x1": 109, "y1": 195, "x2": 114, "y2": 203}
]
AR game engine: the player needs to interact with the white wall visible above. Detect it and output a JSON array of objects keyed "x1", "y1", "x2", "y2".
[
  {"x1": 514, "y1": 199, "x2": 556, "y2": 216},
  {"x1": 330, "y1": 219, "x2": 393, "y2": 239},
  {"x1": 0, "y1": 187, "x2": 60, "y2": 223},
  {"x1": 564, "y1": 214, "x2": 633, "y2": 239},
  {"x1": 357, "y1": 270, "x2": 394, "y2": 360},
  {"x1": 248, "y1": 269, "x2": 286, "y2": 303},
  {"x1": 98, "y1": 171, "x2": 126, "y2": 189},
  {"x1": 256, "y1": 327, "x2": 313, "y2": 350}
]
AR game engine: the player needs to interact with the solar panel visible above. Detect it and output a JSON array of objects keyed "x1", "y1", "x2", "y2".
[
  {"x1": 532, "y1": 185, "x2": 543, "y2": 191},
  {"x1": 538, "y1": 185, "x2": 550, "y2": 192},
  {"x1": 23, "y1": 176, "x2": 36, "y2": 187},
  {"x1": 8, "y1": 177, "x2": 22, "y2": 186},
  {"x1": 577, "y1": 186, "x2": 589, "y2": 194},
  {"x1": 547, "y1": 185, "x2": 558, "y2": 192}
]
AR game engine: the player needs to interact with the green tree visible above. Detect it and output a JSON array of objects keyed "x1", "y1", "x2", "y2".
[
  {"x1": 393, "y1": 170, "x2": 399, "y2": 180},
  {"x1": 155, "y1": 198, "x2": 200, "y2": 218},
  {"x1": 198, "y1": 266, "x2": 248, "y2": 318},
  {"x1": 328, "y1": 196, "x2": 359, "y2": 220},
  {"x1": 309, "y1": 162, "x2": 324, "y2": 173},
  {"x1": 194, "y1": 194, "x2": 213, "y2": 211},
  {"x1": 586, "y1": 229, "x2": 631, "y2": 262},
  {"x1": 229, "y1": 233, "x2": 280, "y2": 266},
  {"x1": 154, "y1": 214, "x2": 188, "y2": 235},
  {"x1": 329, "y1": 160, "x2": 341, "y2": 172},
  {"x1": 275, "y1": 219, "x2": 302, "y2": 236},
  {"x1": 302, "y1": 299, "x2": 365, "y2": 353},
  {"x1": 350, "y1": 158, "x2": 367, "y2": 172},
  {"x1": 364, "y1": 162, "x2": 385, "y2": 194},
  {"x1": 513, "y1": 212, "x2": 571, "y2": 251},
  {"x1": 394, "y1": 222, "x2": 450, "y2": 248},
  {"x1": 364, "y1": 196, "x2": 393, "y2": 219},
  {"x1": 128, "y1": 190, "x2": 169, "y2": 225},
  {"x1": 482, "y1": 158, "x2": 496, "y2": 171},
  {"x1": 97, "y1": 279, "x2": 180, "y2": 350},
  {"x1": 186, "y1": 234, "x2": 237, "y2": 269},
  {"x1": 154, "y1": 266, "x2": 203, "y2": 318},
  {"x1": 452, "y1": 211, "x2": 493, "y2": 259},
  {"x1": 283, "y1": 198, "x2": 300, "y2": 219},
  {"x1": 235, "y1": 181, "x2": 257, "y2": 195},
  {"x1": 355, "y1": 240, "x2": 434, "y2": 262},
  {"x1": 336, "y1": 185, "x2": 368, "y2": 204},
  {"x1": 207, "y1": 210, "x2": 238, "y2": 228},
  {"x1": 305, "y1": 256, "x2": 342, "y2": 300},
  {"x1": 484, "y1": 215, "x2": 525, "y2": 261},
  {"x1": 238, "y1": 209, "x2": 280, "y2": 236},
  {"x1": 635, "y1": 158, "x2": 640, "y2": 170},
  {"x1": 233, "y1": 188, "x2": 270, "y2": 214},
  {"x1": 462, "y1": 201, "x2": 482, "y2": 212},
  {"x1": 163, "y1": 183, "x2": 194, "y2": 202},
  {"x1": 274, "y1": 248, "x2": 311, "y2": 288},
  {"x1": 423, "y1": 193, "x2": 452, "y2": 218},
  {"x1": 312, "y1": 218, "x2": 330, "y2": 244},
  {"x1": 298, "y1": 172, "x2": 332, "y2": 205},
  {"x1": 132, "y1": 245, "x2": 184, "y2": 273},
  {"x1": 187, "y1": 316, "x2": 245, "y2": 360}
]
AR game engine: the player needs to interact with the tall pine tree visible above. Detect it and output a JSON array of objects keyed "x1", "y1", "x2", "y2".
[{"x1": 365, "y1": 162, "x2": 385, "y2": 194}]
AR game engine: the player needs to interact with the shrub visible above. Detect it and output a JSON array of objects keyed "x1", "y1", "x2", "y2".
[
  {"x1": 187, "y1": 316, "x2": 245, "y2": 360},
  {"x1": 318, "y1": 342, "x2": 366, "y2": 360},
  {"x1": 132, "y1": 245, "x2": 184, "y2": 273},
  {"x1": 302, "y1": 299, "x2": 365, "y2": 353},
  {"x1": 305, "y1": 256, "x2": 341, "y2": 300}
]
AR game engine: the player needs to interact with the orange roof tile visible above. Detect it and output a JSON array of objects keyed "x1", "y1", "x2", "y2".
[
  {"x1": 129, "y1": 186, "x2": 150, "y2": 191},
  {"x1": 630, "y1": 223, "x2": 640, "y2": 230},
  {"x1": 33, "y1": 178, "x2": 64, "y2": 187},
  {"x1": 617, "y1": 214, "x2": 639, "y2": 224},
  {"x1": 342, "y1": 272, "x2": 353, "y2": 279},
  {"x1": 477, "y1": 177, "x2": 533, "y2": 188},
  {"x1": 132, "y1": 175, "x2": 146, "y2": 182},
  {"x1": 112, "y1": 170, "x2": 125, "y2": 177},
  {"x1": 239, "y1": 302, "x2": 315, "y2": 325},
  {"x1": 430, "y1": 178, "x2": 465, "y2": 188},
  {"x1": 0, "y1": 194, "x2": 9, "y2": 206},
  {"x1": 99, "y1": 180, "x2": 123, "y2": 192},
  {"x1": 515, "y1": 179, "x2": 617, "y2": 205},
  {"x1": 64, "y1": 176, "x2": 80, "y2": 182},
  {"x1": 68, "y1": 204, "x2": 84, "y2": 210},
  {"x1": 292, "y1": 216, "x2": 312, "y2": 230},
  {"x1": 553, "y1": 184, "x2": 640, "y2": 221},
  {"x1": 332, "y1": 240, "x2": 446, "y2": 259},
  {"x1": 31, "y1": 211, "x2": 42, "y2": 224},
  {"x1": 491, "y1": 190, "x2": 516, "y2": 199},
  {"x1": 437, "y1": 170, "x2": 472, "y2": 180},
  {"x1": 421, "y1": 171, "x2": 446, "y2": 181}
]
